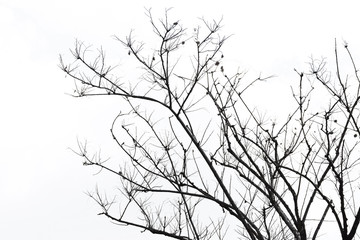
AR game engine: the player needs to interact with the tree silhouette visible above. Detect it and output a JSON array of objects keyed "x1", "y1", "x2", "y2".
[{"x1": 60, "y1": 9, "x2": 360, "y2": 240}]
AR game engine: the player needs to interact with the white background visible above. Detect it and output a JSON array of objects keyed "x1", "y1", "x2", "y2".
[{"x1": 1, "y1": 0, "x2": 360, "y2": 239}]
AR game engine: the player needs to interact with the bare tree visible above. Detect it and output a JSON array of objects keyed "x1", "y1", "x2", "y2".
[{"x1": 60, "y1": 9, "x2": 360, "y2": 240}]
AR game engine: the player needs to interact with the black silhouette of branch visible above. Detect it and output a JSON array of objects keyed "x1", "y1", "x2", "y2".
[{"x1": 61, "y1": 9, "x2": 360, "y2": 240}]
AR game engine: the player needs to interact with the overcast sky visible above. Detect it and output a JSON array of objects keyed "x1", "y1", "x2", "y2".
[{"x1": 1, "y1": 0, "x2": 360, "y2": 239}]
